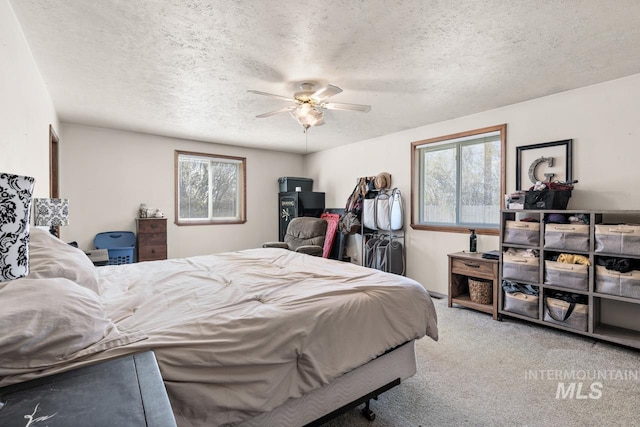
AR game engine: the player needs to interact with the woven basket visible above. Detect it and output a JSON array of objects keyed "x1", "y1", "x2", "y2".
[{"x1": 469, "y1": 278, "x2": 492, "y2": 304}]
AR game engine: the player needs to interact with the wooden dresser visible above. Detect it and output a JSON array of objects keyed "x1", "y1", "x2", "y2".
[{"x1": 136, "y1": 218, "x2": 167, "y2": 262}]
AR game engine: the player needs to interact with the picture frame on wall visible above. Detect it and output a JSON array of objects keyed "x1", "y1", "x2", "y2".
[{"x1": 516, "y1": 139, "x2": 573, "y2": 191}]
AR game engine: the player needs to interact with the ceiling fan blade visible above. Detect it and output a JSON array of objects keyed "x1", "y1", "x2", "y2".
[
  {"x1": 321, "y1": 102, "x2": 371, "y2": 112},
  {"x1": 247, "y1": 90, "x2": 295, "y2": 102},
  {"x1": 311, "y1": 84, "x2": 343, "y2": 102},
  {"x1": 255, "y1": 106, "x2": 295, "y2": 118}
]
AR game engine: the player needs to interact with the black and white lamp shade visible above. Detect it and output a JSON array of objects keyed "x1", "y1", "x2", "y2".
[
  {"x1": 34, "y1": 198, "x2": 70, "y2": 227},
  {"x1": 0, "y1": 172, "x2": 35, "y2": 282}
]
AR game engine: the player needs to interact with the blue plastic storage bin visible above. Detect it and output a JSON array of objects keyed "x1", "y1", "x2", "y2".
[{"x1": 94, "y1": 231, "x2": 136, "y2": 265}]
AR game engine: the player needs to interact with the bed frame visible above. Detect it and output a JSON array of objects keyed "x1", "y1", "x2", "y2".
[{"x1": 236, "y1": 340, "x2": 417, "y2": 427}]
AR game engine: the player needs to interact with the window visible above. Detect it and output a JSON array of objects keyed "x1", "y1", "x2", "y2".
[
  {"x1": 410, "y1": 124, "x2": 506, "y2": 234},
  {"x1": 175, "y1": 151, "x2": 246, "y2": 225}
]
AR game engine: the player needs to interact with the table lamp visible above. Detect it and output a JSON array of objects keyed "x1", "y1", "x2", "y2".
[{"x1": 33, "y1": 198, "x2": 69, "y2": 237}]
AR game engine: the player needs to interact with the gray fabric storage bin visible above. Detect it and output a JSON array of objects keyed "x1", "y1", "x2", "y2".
[
  {"x1": 595, "y1": 224, "x2": 640, "y2": 256},
  {"x1": 503, "y1": 291, "x2": 539, "y2": 319},
  {"x1": 544, "y1": 297, "x2": 588, "y2": 332},
  {"x1": 595, "y1": 265, "x2": 640, "y2": 300},
  {"x1": 502, "y1": 253, "x2": 539, "y2": 283},
  {"x1": 544, "y1": 223, "x2": 589, "y2": 252},
  {"x1": 544, "y1": 260, "x2": 588, "y2": 291},
  {"x1": 503, "y1": 221, "x2": 540, "y2": 246}
]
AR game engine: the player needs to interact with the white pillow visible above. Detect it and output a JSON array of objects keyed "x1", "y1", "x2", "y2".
[
  {"x1": 0, "y1": 172, "x2": 35, "y2": 282},
  {"x1": 0, "y1": 277, "x2": 146, "y2": 372},
  {"x1": 28, "y1": 227, "x2": 100, "y2": 294}
]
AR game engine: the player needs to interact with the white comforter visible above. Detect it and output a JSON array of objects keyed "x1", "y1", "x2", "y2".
[{"x1": 3, "y1": 247, "x2": 438, "y2": 426}]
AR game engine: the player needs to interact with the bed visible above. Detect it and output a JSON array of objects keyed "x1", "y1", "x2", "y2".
[{"x1": 0, "y1": 228, "x2": 438, "y2": 426}]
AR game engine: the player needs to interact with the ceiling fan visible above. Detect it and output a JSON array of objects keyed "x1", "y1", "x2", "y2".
[{"x1": 247, "y1": 82, "x2": 371, "y2": 132}]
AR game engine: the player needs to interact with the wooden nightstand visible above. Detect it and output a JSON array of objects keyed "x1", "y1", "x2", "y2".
[
  {"x1": 0, "y1": 351, "x2": 176, "y2": 427},
  {"x1": 448, "y1": 252, "x2": 500, "y2": 320},
  {"x1": 136, "y1": 218, "x2": 167, "y2": 262}
]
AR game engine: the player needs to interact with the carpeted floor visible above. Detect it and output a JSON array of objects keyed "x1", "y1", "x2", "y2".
[{"x1": 324, "y1": 297, "x2": 639, "y2": 427}]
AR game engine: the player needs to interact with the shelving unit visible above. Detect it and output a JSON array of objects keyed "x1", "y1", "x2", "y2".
[
  {"x1": 360, "y1": 189, "x2": 405, "y2": 276},
  {"x1": 499, "y1": 209, "x2": 640, "y2": 349}
]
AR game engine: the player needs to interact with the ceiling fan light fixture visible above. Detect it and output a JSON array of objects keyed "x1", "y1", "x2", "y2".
[
  {"x1": 248, "y1": 82, "x2": 370, "y2": 131},
  {"x1": 291, "y1": 103, "x2": 324, "y2": 130}
]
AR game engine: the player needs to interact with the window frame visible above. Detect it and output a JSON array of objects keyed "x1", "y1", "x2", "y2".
[
  {"x1": 174, "y1": 150, "x2": 247, "y2": 226},
  {"x1": 410, "y1": 124, "x2": 506, "y2": 236}
]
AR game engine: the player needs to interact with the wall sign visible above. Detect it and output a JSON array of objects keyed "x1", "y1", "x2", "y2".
[{"x1": 516, "y1": 139, "x2": 573, "y2": 191}]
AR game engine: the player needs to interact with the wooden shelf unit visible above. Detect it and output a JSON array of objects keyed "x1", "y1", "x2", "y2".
[{"x1": 499, "y1": 209, "x2": 640, "y2": 350}]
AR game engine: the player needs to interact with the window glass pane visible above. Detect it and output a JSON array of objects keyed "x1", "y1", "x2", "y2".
[
  {"x1": 211, "y1": 161, "x2": 239, "y2": 218},
  {"x1": 179, "y1": 157, "x2": 209, "y2": 219},
  {"x1": 176, "y1": 152, "x2": 246, "y2": 224},
  {"x1": 412, "y1": 125, "x2": 504, "y2": 231},
  {"x1": 422, "y1": 146, "x2": 456, "y2": 224},
  {"x1": 460, "y1": 139, "x2": 501, "y2": 226}
]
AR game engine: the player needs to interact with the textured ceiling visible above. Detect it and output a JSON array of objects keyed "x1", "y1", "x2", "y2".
[{"x1": 9, "y1": 0, "x2": 640, "y2": 153}]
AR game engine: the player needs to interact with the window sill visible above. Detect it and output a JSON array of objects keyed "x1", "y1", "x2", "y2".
[
  {"x1": 410, "y1": 223, "x2": 499, "y2": 236},
  {"x1": 175, "y1": 219, "x2": 246, "y2": 226}
]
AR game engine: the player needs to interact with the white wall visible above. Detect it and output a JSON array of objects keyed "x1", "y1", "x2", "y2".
[
  {"x1": 305, "y1": 73, "x2": 640, "y2": 295},
  {"x1": 0, "y1": 0, "x2": 58, "y2": 196},
  {"x1": 5, "y1": 0, "x2": 640, "y2": 296},
  {"x1": 59, "y1": 124, "x2": 306, "y2": 256}
]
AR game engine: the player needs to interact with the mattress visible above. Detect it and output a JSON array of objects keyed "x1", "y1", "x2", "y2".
[{"x1": 1, "y1": 234, "x2": 438, "y2": 426}]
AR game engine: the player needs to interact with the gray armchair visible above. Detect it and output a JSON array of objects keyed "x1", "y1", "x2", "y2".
[{"x1": 263, "y1": 217, "x2": 328, "y2": 257}]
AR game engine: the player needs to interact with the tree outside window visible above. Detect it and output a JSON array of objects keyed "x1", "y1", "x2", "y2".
[
  {"x1": 175, "y1": 151, "x2": 246, "y2": 225},
  {"x1": 411, "y1": 124, "x2": 506, "y2": 234}
]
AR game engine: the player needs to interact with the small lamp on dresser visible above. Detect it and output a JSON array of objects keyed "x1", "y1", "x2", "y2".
[{"x1": 33, "y1": 198, "x2": 69, "y2": 238}]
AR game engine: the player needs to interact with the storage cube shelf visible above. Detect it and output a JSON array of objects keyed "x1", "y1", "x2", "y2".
[{"x1": 499, "y1": 210, "x2": 640, "y2": 350}]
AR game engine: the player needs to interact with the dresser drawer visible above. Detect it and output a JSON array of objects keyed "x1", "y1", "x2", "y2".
[
  {"x1": 138, "y1": 219, "x2": 167, "y2": 234},
  {"x1": 451, "y1": 257, "x2": 495, "y2": 279},
  {"x1": 137, "y1": 232, "x2": 166, "y2": 245},
  {"x1": 138, "y1": 245, "x2": 167, "y2": 261}
]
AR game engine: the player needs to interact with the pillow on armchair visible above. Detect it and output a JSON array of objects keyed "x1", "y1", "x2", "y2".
[{"x1": 263, "y1": 217, "x2": 328, "y2": 257}]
